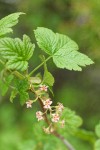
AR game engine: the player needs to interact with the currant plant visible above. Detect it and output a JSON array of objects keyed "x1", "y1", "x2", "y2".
[{"x1": 0, "y1": 12, "x2": 97, "y2": 150}]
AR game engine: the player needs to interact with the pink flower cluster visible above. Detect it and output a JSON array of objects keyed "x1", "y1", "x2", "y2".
[
  {"x1": 25, "y1": 81, "x2": 66, "y2": 133},
  {"x1": 39, "y1": 84, "x2": 48, "y2": 92},
  {"x1": 26, "y1": 100, "x2": 33, "y2": 108},
  {"x1": 36, "y1": 111, "x2": 44, "y2": 121},
  {"x1": 51, "y1": 103, "x2": 64, "y2": 123},
  {"x1": 43, "y1": 99, "x2": 52, "y2": 109},
  {"x1": 52, "y1": 114, "x2": 60, "y2": 122},
  {"x1": 57, "y1": 102, "x2": 64, "y2": 112}
]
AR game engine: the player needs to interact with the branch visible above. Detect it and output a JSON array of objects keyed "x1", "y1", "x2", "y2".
[
  {"x1": 53, "y1": 131, "x2": 75, "y2": 150},
  {"x1": 39, "y1": 97, "x2": 75, "y2": 150},
  {"x1": 38, "y1": 98, "x2": 50, "y2": 125},
  {"x1": 30, "y1": 86, "x2": 76, "y2": 150}
]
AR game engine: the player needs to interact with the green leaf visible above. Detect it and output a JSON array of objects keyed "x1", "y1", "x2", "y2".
[
  {"x1": 14, "y1": 78, "x2": 29, "y2": 92},
  {"x1": 95, "y1": 122, "x2": 100, "y2": 138},
  {"x1": 32, "y1": 121, "x2": 67, "y2": 150},
  {"x1": 53, "y1": 50, "x2": 94, "y2": 71},
  {"x1": 43, "y1": 59, "x2": 54, "y2": 87},
  {"x1": 14, "y1": 78, "x2": 29, "y2": 105},
  {"x1": 0, "y1": 62, "x2": 4, "y2": 72},
  {"x1": 0, "y1": 12, "x2": 24, "y2": 37},
  {"x1": 48, "y1": 86, "x2": 54, "y2": 96},
  {"x1": 10, "y1": 89, "x2": 18, "y2": 103},
  {"x1": 34, "y1": 27, "x2": 94, "y2": 71},
  {"x1": 95, "y1": 139, "x2": 100, "y2": 150},
  {"x1": 75, "y1": 129, "x2": 96, "y2": 144},
  {"x1": 61, "y1": 108, "x2": 83, "y2": 133},
  {"x1": 0, "y1": 74, "x2": 14, "y2": 96},
  {"x1": 6, "y1": 74, "x2": 14, "y2": 85},
  {"x1": 0, "y1": 35, "x2": 35, "y2": 71},
  {"x1": 43, "y1": 68, "x2": 54, "y2": 86},
  {"x1": 19, "y1": 91, "x2": 29, "y2": 105},
  {"x1": 29, "y1": 77, "x2": 41, "y2": 84},
  {"x1": 0, "y1": 80, "x2": 8, "y2": 96},
  {"x1": 43, "y1": 69, "x2": 54, "y2": 86}
]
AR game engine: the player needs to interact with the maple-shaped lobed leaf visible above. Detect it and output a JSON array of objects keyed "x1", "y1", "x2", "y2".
[
  {"x1": 0, "y1": 12, "x2": 24, "y2": 37},
  {"x1": 34, "y1": 27, "x2": 94, "y2": 71},
  {"x1": 61, "y1": 108, "x2": 83, "y2": 133},
  {"x1": 0, "y1": 35, "x2": 35, "y2": 71}
]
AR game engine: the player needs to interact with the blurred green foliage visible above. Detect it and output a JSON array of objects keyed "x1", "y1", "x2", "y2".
[
  {"x1": 0, "y1": 0, "x2": 100, "y2": 149},
  {"x1": 0, "y1": 103, "x2": 94, "y2": 150}
]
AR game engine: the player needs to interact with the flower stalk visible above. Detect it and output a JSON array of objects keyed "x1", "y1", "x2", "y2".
[{"x1": 29, "y1": 84, "x2": 75, "y2": 150}]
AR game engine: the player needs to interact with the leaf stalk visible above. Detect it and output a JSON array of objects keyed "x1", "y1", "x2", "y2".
[{"x1": 29, "y1": 56, "x2": 52, "y2": 77}]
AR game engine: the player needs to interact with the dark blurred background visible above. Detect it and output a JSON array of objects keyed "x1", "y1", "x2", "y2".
[{"x1": 0, "y1": 0, "x2": 100, "y2": 150}]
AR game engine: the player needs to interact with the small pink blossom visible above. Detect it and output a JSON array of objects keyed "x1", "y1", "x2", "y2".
[
  {"x1": 43, "y1": 99, "x2": 52, "y2": 109},
  {"x1": 26, "y1": 100, "x2": 33, "y2": 108},
  {"x1": 52, "y1": 114, "x2": 60, "y2": 123},
  {"x1": 36, "y1": 111, "x2": 44, "y2": 121},
  {"x1": 39, "y1": 84, "x2": 48, "y2": 92},
  {"x1": 57, "y1": 102, "x2": 64, "y2": 112},
  {"x1": 60, "y1": 120, "x2": 65, "y2": 128}
]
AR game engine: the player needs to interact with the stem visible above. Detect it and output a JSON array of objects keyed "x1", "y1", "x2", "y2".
[
  {"x1": 30, "y1": 86, "x2": 50, "y2": 125},
  {"x1": 30, "y1": 86, "x2": 75, "y2": 150},
  {"x1": 29, "y1": 56, "x2": 52, "y2": 77},
  {"x1": 38, "y1": 98, "x2": 75, "y2": 150},
  {"x1": 13, "y1": 71, "x2": 24, "y2": 79},
  {"x1": 53, "y1": 131, "x2": 75, "y2": 150},
  {"x1": 38, "y1": 98, "x2": 50, "y2": 125},
  {"x1": 39, "y1": 98, "x2": 75, "y2": 150}
]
